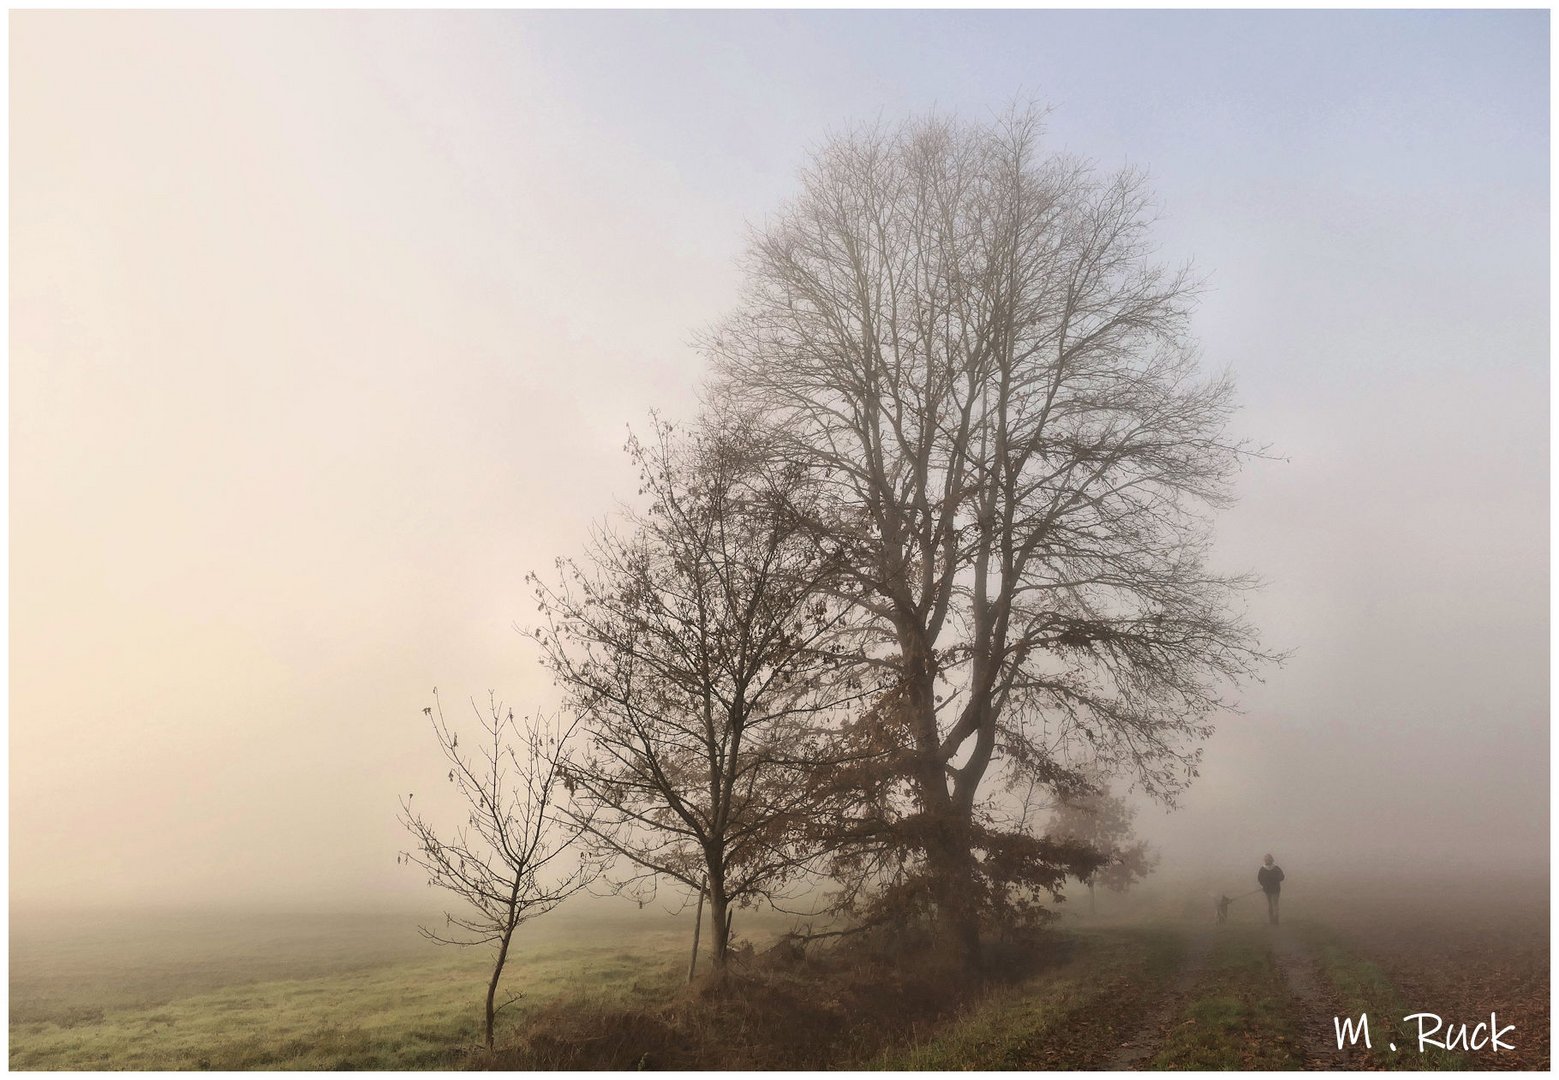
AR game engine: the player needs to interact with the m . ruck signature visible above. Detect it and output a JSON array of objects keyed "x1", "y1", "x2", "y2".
[{"x1": 1334, "y1": 1013, "x2": 1515, "y2": 1054}]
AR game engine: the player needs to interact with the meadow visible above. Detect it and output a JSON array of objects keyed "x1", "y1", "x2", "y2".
[
  {"x1": 10, "y1": 905, "x2": 693, "y2": 1070},
  {"x1": 11, "y1": 874, "x2": 1549, "y2": 1070}
]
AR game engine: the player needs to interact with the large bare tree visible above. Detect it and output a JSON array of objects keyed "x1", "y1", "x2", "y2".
[
  {"x1": 399, "y1": 692, "x2": 595, "y2": 1050},
  {"x1": 527, "y1": 419, "x2": 877, "y2": 970},
  {"x1": 704, "y1": 107, "x2": 1275, "y2": 967}
]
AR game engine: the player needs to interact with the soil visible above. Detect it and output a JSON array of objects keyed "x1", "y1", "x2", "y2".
[
  {"x1": 1102, "y1": 925, "x2": 1214, "y2": 1070},
  {"x1": 1090, "y1": 883, "x2": 1548, "y2": 1071}
]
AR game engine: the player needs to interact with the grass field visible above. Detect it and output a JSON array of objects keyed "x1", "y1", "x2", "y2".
[
  {"x1": 11, "y1": 876, "x2": 1549, "y2": 1070},
  {"x1": 876, "y1": 926, "x2": 1185, "y2": 1070},
  {"x1": 10, "y1": 906, "x2": 693, "y2": 1070}
]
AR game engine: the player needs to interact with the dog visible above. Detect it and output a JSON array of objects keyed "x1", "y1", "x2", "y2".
[{"x1": 1214, "y1": 894, "x2": 1234, "y2": 923}]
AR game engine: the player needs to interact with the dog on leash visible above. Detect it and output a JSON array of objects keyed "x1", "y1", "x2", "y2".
[{"x1": 1214, "y1": 894, "x2": 1234, "y2": 923}]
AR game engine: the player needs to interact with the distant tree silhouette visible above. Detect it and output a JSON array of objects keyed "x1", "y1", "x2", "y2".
[
  {"x1": 1045, "y1": 787, "x2": 1158, "y2": 913},
  {"x1": 398, "y1": 693, "x2": 595, "y2": 1050}
]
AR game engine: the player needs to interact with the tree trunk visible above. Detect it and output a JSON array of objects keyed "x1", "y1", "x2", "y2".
[
  {"x1": 923, "y1": 819, "x2": 982, "y2": 971},
  {"x1": 914, "y1": 781, "x2": 982, "y2": 968},
  {"x1": 708, "y1": 889, "x2": 730, "y2": 970},
  {"x1": 687, "y1": 878, "x2": 706, "y2": 982},
  {"x1": 484, "y1": 920, "x2": 517, "y2": 1051},
  {"x1": 901, "y1": 635, "x2": 983, "y2": 972},
  {"x1": 1088, "y1": 876, "x2": 1096, "y2": 915}
]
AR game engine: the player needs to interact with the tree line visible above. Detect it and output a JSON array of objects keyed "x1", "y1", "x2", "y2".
[{"x1": 398, "y1": 106, "x2": 1275, "y2": 1051}]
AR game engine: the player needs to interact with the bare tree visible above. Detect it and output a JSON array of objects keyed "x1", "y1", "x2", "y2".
[
  {"x1": 398, "y1": 692, "x2": 594, "y2": 1050},
  {"x1": 1045, "y1": 786, "x2": 1158, "y2": 913},
  {"x1": 527, "y1": 417, "x2": 877, "y2": 971},
  {"x1": 705, "y1": 106, "x2": 1276, "y2": 967}
]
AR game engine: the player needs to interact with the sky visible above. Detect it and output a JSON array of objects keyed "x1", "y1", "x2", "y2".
[{"x1": 10, "y1": 10, "x2": 1548, "y2": 910}]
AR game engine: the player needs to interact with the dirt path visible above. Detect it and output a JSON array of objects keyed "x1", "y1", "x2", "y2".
[
  {"x1": 1271, "y1": 927, "x2": 1348, "y2": 1069},
  {"x1": 1096, "y1": 921, "x2": 1350, "y2": 1071},
  {"x1": 1100, "y1": 924, "x2": 1215, "y2": 1070}
]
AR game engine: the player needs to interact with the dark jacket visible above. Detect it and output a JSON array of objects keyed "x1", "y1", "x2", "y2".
[{"x1": 1258, "y1": 864, "x2": 1285, "y2": 894}]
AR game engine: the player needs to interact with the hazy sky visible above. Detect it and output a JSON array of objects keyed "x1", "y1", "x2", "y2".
[{"x1": 11, "y1": 10, "x2": 1548, "y2": 910}]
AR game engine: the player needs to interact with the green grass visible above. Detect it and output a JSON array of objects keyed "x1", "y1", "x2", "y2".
[
  {"x1": 1299, "y1": 925, "x2": 1466, "y2": 1071},
  {"x1": 13, "y1": 947, "x2": 685, "y2": 1070},
  {"x1": 12, "y1": 903, "x2": 1514, "y2": 1070},
  {"x1": 877, "y1": 926, "x2": 1185, "y2": 1070},
  {"x1": 1145, "y1": 925, "x2": 1303, "y2": 1070},
  {"x1": 10, "y1": 908, "x2": 692, "y2": 1070}
]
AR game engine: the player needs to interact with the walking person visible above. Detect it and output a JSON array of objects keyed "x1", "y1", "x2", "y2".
[{"x1": 1257, "y1": 853, "x2": 1285, "y2": 924}]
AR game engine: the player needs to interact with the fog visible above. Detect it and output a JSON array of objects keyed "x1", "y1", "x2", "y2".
[{"x1": 11, "y1": 10, "x2": 1547, "y2": 914}]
